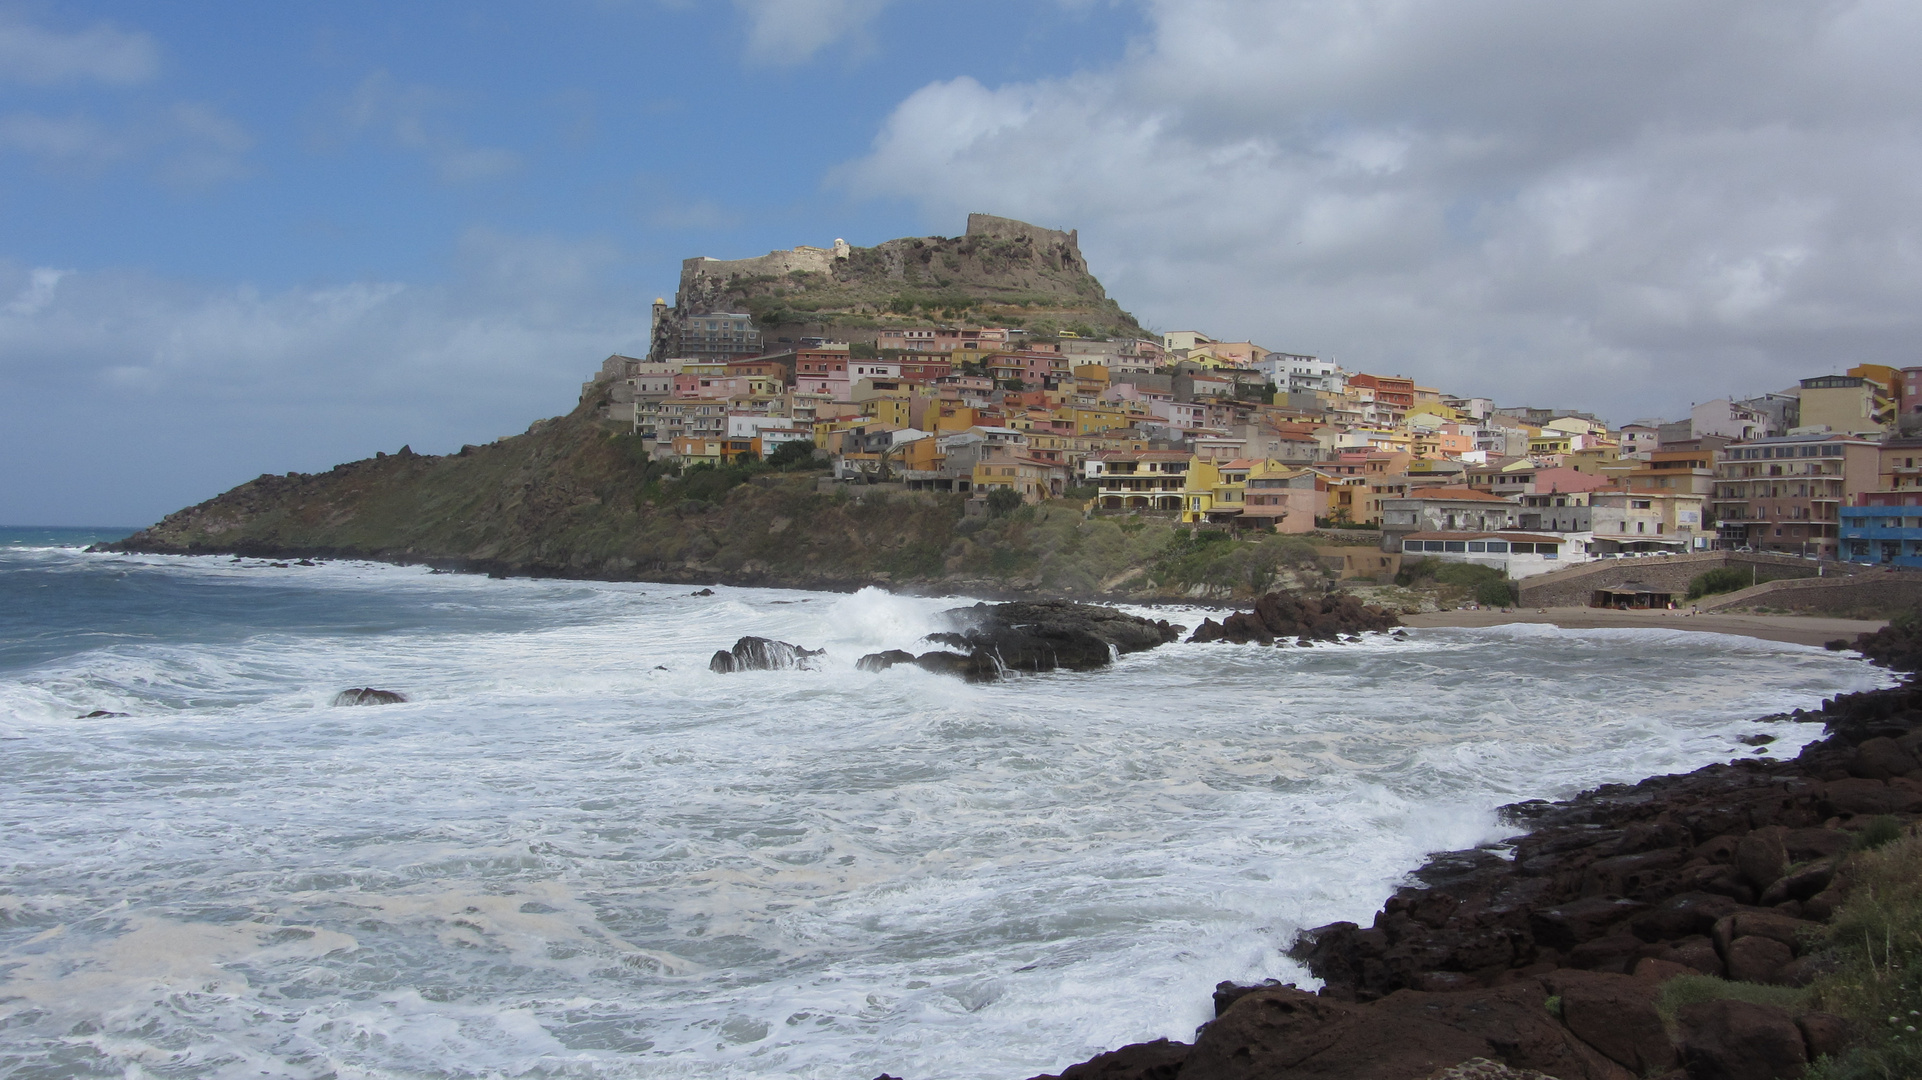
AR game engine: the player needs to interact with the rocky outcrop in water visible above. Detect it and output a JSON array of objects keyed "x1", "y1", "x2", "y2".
[
  {"x1": 709, "y1": 636, "x2": 824, "y2": 673},
  {"x1": 1021, "y1": 662, "x2": 1922, "y2": 1079},
  {"x1": 858, "y1": 601, "x2": 1182, "y2": 681},
  {"x1": 332, "y1": 688, "x2": 406, "y2": 705},
  {"x1": 1187, "y1": 590, "x2": 1400, "y2": 646}
]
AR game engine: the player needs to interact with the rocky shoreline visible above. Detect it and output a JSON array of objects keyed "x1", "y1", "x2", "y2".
[{"x1": 1014, "y1": 628, "x2": 1922, "y2": 1080}]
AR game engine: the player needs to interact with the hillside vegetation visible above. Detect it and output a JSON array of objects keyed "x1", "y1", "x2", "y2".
[{"x1": 111, "y1": 396, "x2": 1330, "y2": 601}]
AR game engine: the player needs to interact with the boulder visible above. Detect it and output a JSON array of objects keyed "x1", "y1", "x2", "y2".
[
  {"x1": 1676, "y1": 999, "x2": 1807, "y2": 1080},
  {"x1": 1795, "y1": 1012, "x2": 1852, "y2": 1061},
  {"x1": 856, "y1": 650, "x2": 916, "y2": 673},
  {"x1": 920, "y1": 601, "x2": 1182, "y2": 679},
  {"x1": 1025, "y1": 1038, "x2": 1189, "y2": 1080},
  {"x1": 1850, "y1": 736, "x2": 1920, "y2": 779},
  {"x1": 1187, "y1": 590, "x2": 1399, "y2": 645},
  {"x1": 1723, "y1": 935, "x2": 1793, "y2": 983},
  {"x1": 708, "y1": 636, "x2": 823, "y2": 673},
  {"x1": 1530, "y1": 896, "x2": 1649, "y2": 951},
  {"x1": 1710, "y1": 911, "x2": 1821, "y2": 957},
  {"x1": 332, "y1": 688, "x2": 406, "y2": 706},
  {"x1": 1734, "y1": 827, "x2": 1789, "y2": 890},
  {"x1": 1178, "y1": 984, "x2": 1630, "y2": 1080},
  {"x1": 1545, "y1": 970, "x2": 1676, "y2": 1075}
]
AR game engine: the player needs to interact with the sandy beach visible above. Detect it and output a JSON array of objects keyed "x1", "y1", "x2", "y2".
[{"x1": 1402, "y1": 606, "x2": 1887, "y2": 647}]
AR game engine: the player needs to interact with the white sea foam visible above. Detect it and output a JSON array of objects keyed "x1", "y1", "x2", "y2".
[{"x1": 0, "y1": 550, "x2": 1893, "y2": 1078}]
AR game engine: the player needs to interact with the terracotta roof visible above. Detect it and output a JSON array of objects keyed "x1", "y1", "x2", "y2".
[{"x1": 1394, "y1": 486, "x2": 1512, "y2": 502}]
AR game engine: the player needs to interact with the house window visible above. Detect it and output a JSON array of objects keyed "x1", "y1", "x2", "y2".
[{"x1": 1486, "y1": 541, "x2": 1510, "y2": 553}]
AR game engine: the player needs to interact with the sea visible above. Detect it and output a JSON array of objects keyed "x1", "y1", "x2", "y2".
[{"x1": 0, "y1": 526, "x2": 1895, "y2": 1079}]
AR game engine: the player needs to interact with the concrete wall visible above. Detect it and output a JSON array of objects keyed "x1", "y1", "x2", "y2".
[{"x1": 1516, "y1": 551, "x2": 1870, "y2": 608}]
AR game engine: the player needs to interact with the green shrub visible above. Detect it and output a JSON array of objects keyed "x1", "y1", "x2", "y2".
[
  {"x1": 1857, "y1": 815, "x2": 1906, "y2": 852},
  {"x1": 1474, "y1": 578, "x2": 1518, "y2": 607},
  {"x1": 765, "y1": 440, "x2": 818, "y2": 470},
  {"x1": 985, "y1": 488, "x2": 1023, "y2": 517},
  {"x1": 1655, "y1": 975, "x2": 1806, "y2": 1024},
  {"x1": 1685, "y1": 566, "x2": 1754, "y2": 600}
]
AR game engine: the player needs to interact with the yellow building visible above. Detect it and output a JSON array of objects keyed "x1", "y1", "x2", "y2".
[
  {"x1": 1180, "y1": 458, "x2": 1246, "y2": 523},
  {"x1": 1800, "y1": 372, "x2": 1895, "y2": 434},
  {"x1": 1063, "y1": 406, "x2": 1134, "y2": 435}
]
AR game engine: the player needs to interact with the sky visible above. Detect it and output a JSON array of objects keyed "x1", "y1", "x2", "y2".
[{"x1": 4, "y1": 1, "x2": 1922, "y2": 525}]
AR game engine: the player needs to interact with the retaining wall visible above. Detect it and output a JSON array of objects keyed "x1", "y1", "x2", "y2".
[
  {"x1": 1694, "y1": 572, "x2": 1922, "y2": 619},
  {"x1": 1516, "y1": 551, "x2": 1865, "y2": 608}
]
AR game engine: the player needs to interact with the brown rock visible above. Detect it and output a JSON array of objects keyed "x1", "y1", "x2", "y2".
[
  {"x1": 1567, "y1": 932, "x2": 1643, "y2": 973},
  {"x1": 1630, "y1": 957, "x2": 1694, "y2": 983},
  {"x1": 1179, "y1": 984, "x2": 1631, "y2": 1080},
  {"x1": 1795, "y1": 1011, "x2": 1853, "y2": 1061},
  {"x1": 1711, "y1": 911, "x2": 1822, "y2": 957},
  {"x1": 1669, "y1": 938, "x2": 1725, "y2": 977},
  {"x1": 1780, "y1": 827, "x2": 1851, "y2": 861},
  {"x1": 1546, "y1": 970, "x2": 1677, "y2": 1075},
  {"x1": 1802, "y1": 886, "x2": 1847, "y2": 922},
  {"x1": 1723, "y1": 935, "x2": 1793, "y2": 983},
  {"x1": 1819, "y1": 777, "x2": 1922, "y2": 816},
  {"x1": 1676, "y1": 999, "x2": 1807, "y2": 1080},
  {"x1": 1027, "y1": 1038, "x2": 1188, "y2": 1080},
  {"x1": 1773, "y1": 952, "x2": 1836, "y2": 987},
  {"x1": 1734, "y1": 828, "x2": 1789, "y2": 890},
  {"x1": 1530, "y1": 897, "x2": 1649, "y2": 951},
  {"x1": 1629, "y1": 892, "x2": 1742, "y2": 941},
  {"x1": 1849, "y1": 736, "x2": 1920, "y2": 779}
]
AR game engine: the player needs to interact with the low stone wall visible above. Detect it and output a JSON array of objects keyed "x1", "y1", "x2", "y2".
[
  {"x1": 1697, "y1": 572, "x2": 1922, "y2": 618},
  {"x1": 1517, "y1": 552, "x2": 1859, "y2": 608}
]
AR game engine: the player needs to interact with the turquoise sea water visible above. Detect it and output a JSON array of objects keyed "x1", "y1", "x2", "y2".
[{"x1": 0, "y1": 539, "x2": 1895, "y2": 1079}]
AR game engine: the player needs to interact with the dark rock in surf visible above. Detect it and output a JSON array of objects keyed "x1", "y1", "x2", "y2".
[
  {"x1": 1024, "y1": 1037, "x2": 1190, "y2": 1080},
  {"x1": 857, "y1": 649, "x2": 917, "y2": 673},
  {"x1": 77, "y1": 710, "x2": 129, "y2": 718},
  {"x1": 709, "y1": 636, "x2": 823, "y2": 673},
  {"x1": 333, "y1": 688, "x2": 407, "y2": 706},
  {"x1": 689, "y1": 588, "x2": 715, "y2": 597},
  {"x1": 1188, "y1": 589, "x2": 1399, "y2": 645},
  {"x1": 918, "y1": 600, "x2": 1182, "y2": 680}
]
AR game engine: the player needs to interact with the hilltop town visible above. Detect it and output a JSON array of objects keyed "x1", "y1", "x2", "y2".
[{"x1": 592, "y1": 215, "x2": 1922, "y2": 600}]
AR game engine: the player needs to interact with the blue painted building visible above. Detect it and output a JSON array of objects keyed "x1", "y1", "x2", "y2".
[{"x1": 1839, "y1": 500, "x2": 1922, "y2": 567}]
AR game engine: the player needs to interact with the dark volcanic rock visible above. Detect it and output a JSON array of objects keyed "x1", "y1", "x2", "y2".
[
  {"x1": 1188, "y1": 590, "x2": 1399, "y2": 645},
  {"x1": 708, "y1": 636, "x2": 823, "y2": 673},
  {"x1": 1677, "y1": 999, "x2": 1808, "y2": 1080},
  {"x1": 856, "y1": 650, "x2": 917, "y2": 673},
  {"x1": 916, "y1": 600, "x2": 1182, "y2": 680},
  {"x1": 332, "y1": 688, "x2": 406, "y2": 706},
  {"x1": 1035, "y1": 621, "x2": 1922, "y2": 1080},
  {"x1": 77, "y1": 709, "x2": 130, "y2": 718},
  {"x1": 1025, "y1": 1038, "x2": 1188, "y2": 1080}
]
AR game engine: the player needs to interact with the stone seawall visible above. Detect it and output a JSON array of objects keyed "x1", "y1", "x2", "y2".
[
  {"x1": 1517, "y1": 552, "x2": 1861, "y2": 608},
  {"x1": 1698, "y1": 572, "x2": 1922, "y2": 618}
]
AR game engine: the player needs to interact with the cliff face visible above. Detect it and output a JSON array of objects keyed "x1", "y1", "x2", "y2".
[{"x1": 649, "y1": 212, "x2": 1144, "y2": 358}]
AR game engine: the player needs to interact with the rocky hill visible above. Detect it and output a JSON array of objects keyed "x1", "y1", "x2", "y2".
[
  {"x1": 104, "y1": 393, "x2": 1333, "y2": 599},
  {"x1": 649, "y1": 213, "x2": 1145, "y2": 356}
]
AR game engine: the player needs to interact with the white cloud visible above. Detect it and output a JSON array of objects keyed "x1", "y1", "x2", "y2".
[
  {"x1": 735, "y1": 0, "x2": 893, "y2": 64},
  {"x1": 840, "y1": 0, "x2": 1922, "y2": 419},
  {"x1": 0, "y1": 103, "x2": 251, "y2": 184},
  {"x1": 0, "y1": 13, "x2": 158, "y2": 85},
  {"x1": 0, "y1": 234, "x2": 651, "y2": 523},
  {"x1": 339, "y1": 71, "x2": 521, "y2": 182}
]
